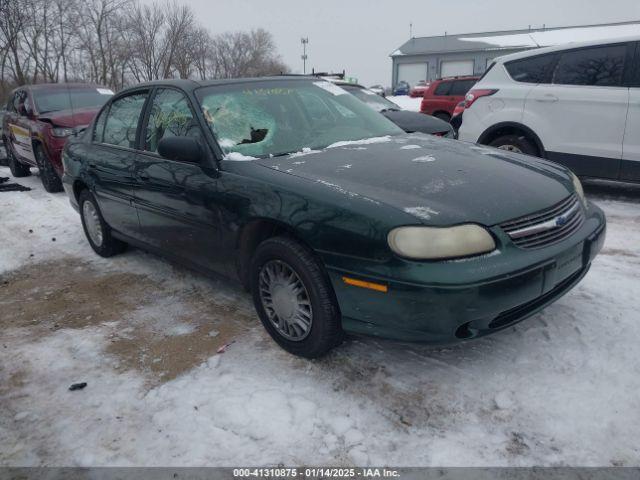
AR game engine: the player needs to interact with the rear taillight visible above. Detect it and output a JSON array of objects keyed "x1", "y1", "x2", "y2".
[
  {"x1": 464, "y1": 89, "x2": 498, "y2": 109},
  {"x1": 452, "y1": 101, "x2": 465, "y2": 117}
]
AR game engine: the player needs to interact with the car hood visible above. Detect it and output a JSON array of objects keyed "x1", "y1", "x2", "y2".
[
  {"x1": 255, "y1": 134, "x2": 574, "y2": 226},
  {"x1": 38, "y1": 107, "x2": 101, "y2": 128},
  {"x1": 383, "y1": 110, "x2": 452, "y2": 135}
]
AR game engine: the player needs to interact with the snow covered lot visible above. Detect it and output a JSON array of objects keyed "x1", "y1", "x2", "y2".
[
  {"x1": 388, "y1": 95, "x2": 422, "y2": 112},
  {"x1": 1, "y1": 165, "x2": 639, "y2": 467}
]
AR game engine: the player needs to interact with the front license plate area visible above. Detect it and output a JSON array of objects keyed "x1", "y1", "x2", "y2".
[
  {"x1": 555, "y1": 243, "x2": 584, "y2": 283},
  {"x1": 542, "y1": 243, "x2": 584, "y2": 294}
]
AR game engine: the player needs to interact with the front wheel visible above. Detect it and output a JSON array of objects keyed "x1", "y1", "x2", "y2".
[
  {"x1": 7, "y1": 146, "x2": 31, "y2": 177},
  {"x1": 250, "y1": 236, "x2": 342, "y2": 358},
  {"x1": 35, "y1": 145, "x2": 63, "y2": 193},
  {"x1": 488, "y1": 134, "x2": 539, "y2": 157},
  {"x1": 79, "y1": 189, "x2": 127, "y2": 257}
]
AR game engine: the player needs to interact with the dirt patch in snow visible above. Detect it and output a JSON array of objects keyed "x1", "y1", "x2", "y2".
[
  {"x1": 0, "y1": 258, "x2": 253, "y2": 386},
  {"x1": 0, "y1": 258, "x2": 149, "y2": 332}
]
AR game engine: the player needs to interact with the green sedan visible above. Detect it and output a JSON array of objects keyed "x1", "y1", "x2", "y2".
[{"x1": 61, "y1": 77, "x2": 606, "y2": 358}]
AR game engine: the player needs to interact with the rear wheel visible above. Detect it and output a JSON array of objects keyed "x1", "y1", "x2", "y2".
[
  {"x1": 488, "y1": 134, "x2": 539, "y2": 157},
  {"x1": 250, "y1": 236, "x2": 342, "y2": 358},
  {"x1": 35, "y1": 144, "x2": 63, "y2": 193},
  {"x1": 7, "y1": 145, "x2": 31, "y2": 177},
  {"x1": 79, "y1": 189, "x2": 127, "y2": 257}
]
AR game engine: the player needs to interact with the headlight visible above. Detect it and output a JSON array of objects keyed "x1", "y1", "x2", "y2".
[
  {"x1": 51, "y1": 127, "x2": 74, "y2": 137},
  {"x1": 388, "y1": 224, "x2": 496, "y2": 260},
  {"x1": 570, "y1": 172, "x2": 586, "y2": 207}
]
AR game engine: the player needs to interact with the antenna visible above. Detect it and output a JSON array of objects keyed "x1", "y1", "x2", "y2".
[{"x1": 410, "y1": 23, "x2": 413, "y2": 38}]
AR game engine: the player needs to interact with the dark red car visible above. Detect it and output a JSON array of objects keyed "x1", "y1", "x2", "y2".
[
  {"x1": 420, "y1": 76, "x2": 479, "y2": 123},
  {"x1": 409, "y1": 80, "x2": 430, "y2": 98},
  {"x1": 2, "y1": 83, "x2": 113, "y2": 192}
]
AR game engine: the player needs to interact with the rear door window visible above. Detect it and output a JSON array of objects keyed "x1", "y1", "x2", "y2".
[
  {"x1": 553, "y1": 44, "x2": 627, "y2": 86},
  {"x1": 101, "y1": 92, "x2": 148, "y2": 148},
  {"x1": 505, "y1": 54, "x2": 558, "y2": 83},
  {"x1": 434, "y1": 82, "x2": 452, "y2": 96}
]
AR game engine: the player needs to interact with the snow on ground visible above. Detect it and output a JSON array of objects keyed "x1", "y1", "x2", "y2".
[
  {"x1": 1, "y1": 167, "x2": 640, "y2": 467},
  {"x1": 387, "y1": 95, "x2": 422, "y2": 112}
]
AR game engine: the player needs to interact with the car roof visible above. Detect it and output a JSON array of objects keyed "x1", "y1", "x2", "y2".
[
  {"x1": 435, "y1": 75, "x2": 480, "y2": 83},
  {"x1": 120, "y1": 76, "x2": 318, "y2": 94},
  {"x1": 332, "y1": 80, "x2": 364, "y2": 88},
  {"x1": 492, "y1": 34, "x2": 640, "y2": 63},
  {"x1": 20, "y1": 83, "x2": 109, "y2": 92}
]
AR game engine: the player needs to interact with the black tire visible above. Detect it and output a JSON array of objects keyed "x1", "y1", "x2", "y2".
[
  {"x1": 78, "y1": 189, "x2": 127, "y2": 257},
  {"x1": 34, "y1": 144, "x2": 63, "y2": 193},
  {"x1": 250, "y1": 236, "x2": 342, "y2": 358},
  {"x1": 434, "y1": 112, "x2": 451, "y2": 123},
  {"x1": 488, "y1": 134, "x2": 539, "y2": 157},
  {"x1": 7, "y1": 144, "x2": 31, "y2": 177},
  {"x1": 0, "y1": 139, "x2": 8, "y2": 167}
]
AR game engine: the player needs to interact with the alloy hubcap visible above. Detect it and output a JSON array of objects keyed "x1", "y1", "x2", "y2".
[
  {"x1": 259, "y1": 260, "x2": 312, "y2": 341},
  {"x1": 82, "y1": 200, "x2": 103, "y2": 247},
  {"x1": 497, "y1": 144, "x2": 522, "y2": 153}
]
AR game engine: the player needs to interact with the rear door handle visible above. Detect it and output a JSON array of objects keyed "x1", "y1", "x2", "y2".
[
  {"x1": 536, "y1": 94, "x2": 559, "y2": 103},
  {"x1": 137, "y1": 172, "x2": 150, "y2": 181}
]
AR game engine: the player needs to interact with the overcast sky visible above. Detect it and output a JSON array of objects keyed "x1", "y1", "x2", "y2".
[{"x1": 177, "y1": 0, "x2": 640, "y2": 86}]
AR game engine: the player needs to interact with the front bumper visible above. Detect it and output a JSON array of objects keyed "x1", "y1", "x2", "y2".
[{"x1": 325, "y1": 202, "x2": 606, "y2": 343}]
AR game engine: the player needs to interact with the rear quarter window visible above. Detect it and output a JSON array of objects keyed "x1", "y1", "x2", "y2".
[{"x1": 505, "y1": 54, "x2": 558, "y2": 83}]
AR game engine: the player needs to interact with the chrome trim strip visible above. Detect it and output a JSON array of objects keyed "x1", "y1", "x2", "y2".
[{"x1": 507, "y1": 202, "x2": 580, "y2": 240}]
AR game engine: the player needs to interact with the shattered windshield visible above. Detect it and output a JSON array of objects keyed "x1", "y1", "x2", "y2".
[{"x1": 195, "y1": 79, "x2": 402, "y2": 158}]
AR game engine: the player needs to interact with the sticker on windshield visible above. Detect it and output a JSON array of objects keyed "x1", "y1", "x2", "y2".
[
  {"x1": 96, "y1": 88, "x2": 114, "y2": 95},
  {"x1": 313, "y1": 81, "x2": 347, "y2": 96}
]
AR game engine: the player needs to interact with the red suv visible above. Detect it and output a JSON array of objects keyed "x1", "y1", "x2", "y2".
[
  {"x1": 2, "y1": 83, "x2": 113, "y2": 192},
  {"x1": 420, "y1": 76, "x2": 479, "y2": 123}
]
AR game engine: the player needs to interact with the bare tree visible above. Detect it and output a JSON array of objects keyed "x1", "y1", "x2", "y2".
[
  {"x1": 0, "y1": 0, "x2": 31, "y2": 84},
  {"x1": 211, "y1": 28, "x2": 289, "y2": 79},
  {"x1": 75, "y1": 0, "x2": 132, "y2": 88},
  {"x1": 0, "y1": 0, "x2": 290, "y2": 97},
  {"x1": 160, "y1": 1, "x2": 194, "y2": 78},
  {"x1": 126, "y1": 2, "x2": 166, "y2": 82}
]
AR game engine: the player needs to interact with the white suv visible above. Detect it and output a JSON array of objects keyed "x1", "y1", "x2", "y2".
[{"x1": 459, "y1": 36, "x2": 640, "y2": 183}]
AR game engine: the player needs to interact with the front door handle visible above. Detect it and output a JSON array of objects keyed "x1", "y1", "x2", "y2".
[{"x1": 536, "y1": 94, "x2": 559, "y2": 103}]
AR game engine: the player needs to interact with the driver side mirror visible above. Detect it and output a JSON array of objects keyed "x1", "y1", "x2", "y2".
[{"x1": 158, "y1": 136, "x2": 203, "y2": 163}]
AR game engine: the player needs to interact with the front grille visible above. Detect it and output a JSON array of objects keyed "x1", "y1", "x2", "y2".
[{"x1": 500, "y1": 194, "x2": 585, "y2": 250}]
